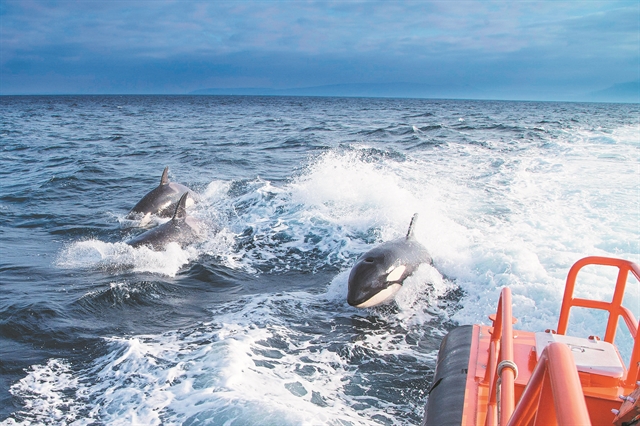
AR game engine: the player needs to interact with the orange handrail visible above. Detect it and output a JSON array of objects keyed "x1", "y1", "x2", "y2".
[
  {"x1": 507, "y1": 342, "x2": 592, "y2": 426},
  {"x1": 556, "y1": 256, "x2": 640, "y2": 385},
  {"x1": 485, "y1": 287, "x2": 516, "y2": 426}
]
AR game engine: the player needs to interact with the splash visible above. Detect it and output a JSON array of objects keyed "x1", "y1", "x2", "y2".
[
  {"x1": 5, "y1": 359, "x2": 85, "y2": 425},
  {"x1": 7, "y1": 289, "x2": 442, "y2": 425},
  {"x1": 56, "y1": 240, "x2": 198, "y2": 277},
  {"x1": 201, "y1": 147, "x2": 455, "y2": 276}
]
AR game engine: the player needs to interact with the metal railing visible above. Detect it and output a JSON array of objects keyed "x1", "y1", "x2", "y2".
[
  {"x1": 485, "y1": 287, "x2": 516, "y2": 426},
  {"x1": 507, "y1": 342, "x2": 592, "y2": 426},
  {"x1": 556, "y1": 256, "x2": 640, "y2": 386},
  {"x1": 484, "y1": 256, "x2": 640, "y2": 425},
  {"x1": 486, "y1": 287, "x2": 592, "y2": 425}
]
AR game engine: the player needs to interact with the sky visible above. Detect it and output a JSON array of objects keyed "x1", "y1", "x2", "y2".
[{"x1": 1, "y1": 0, "x2": 639, "y2": 101}]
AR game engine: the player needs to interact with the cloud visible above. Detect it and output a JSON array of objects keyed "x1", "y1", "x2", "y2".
[{"x1": 1, "y1": 0, "x2": 638, "y2": 99}]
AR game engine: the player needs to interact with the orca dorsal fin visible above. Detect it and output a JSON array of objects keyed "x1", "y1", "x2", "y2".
[
  {"x1": 172, "y1": 192, "x2": 189, "y2": 221},
  {"x1": 406, "y1": 213, "x2": 418, "y2": 240},
  {"x1": 160, "y1": 166, "x2": 170, "y2": 186}
]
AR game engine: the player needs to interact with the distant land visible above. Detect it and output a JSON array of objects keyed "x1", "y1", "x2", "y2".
[
  {"x1": 587, "y1": 81, "x2": 640, "y2": 103},
  {"x1": 190, "y1": 83, "x2": 477, "y2": 99},
  {"x1": 191, "y1": 81, "x2": 640, "y2": 103}
]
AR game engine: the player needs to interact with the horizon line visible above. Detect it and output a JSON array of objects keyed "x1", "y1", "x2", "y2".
[{"x1": 1, "y1": 93, "x2": 637, "y2": 105}]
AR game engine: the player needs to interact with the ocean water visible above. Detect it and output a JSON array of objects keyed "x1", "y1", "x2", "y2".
[{"x1": 0, "y1": 95, "x2": 638, "y2": 425}]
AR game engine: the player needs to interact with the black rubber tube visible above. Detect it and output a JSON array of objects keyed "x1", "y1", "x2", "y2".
[{"x1": 422, "y1": 325, "x2": 473, "y2": 426}]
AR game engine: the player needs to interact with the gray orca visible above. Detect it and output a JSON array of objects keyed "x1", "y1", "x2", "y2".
[
  {"x1": 347, "y1": 214, "x2": 432, "y2": 308},
  {"x1": 127, "y1": 193, "x2": 204, "y2": 250},
  {"x1": 128, "y1": 166, "x2": 196, "y2": 221}
]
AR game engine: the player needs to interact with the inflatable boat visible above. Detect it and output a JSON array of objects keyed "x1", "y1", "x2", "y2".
[{"x1": 422, "y1": 256, "x2": 640, "y2": 426}]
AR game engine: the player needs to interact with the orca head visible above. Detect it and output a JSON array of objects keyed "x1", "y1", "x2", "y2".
[
  {"x1": 347, "y1": 248, "x2": 408, "y2": 308},
  {"x1": 346, "y1": 214, "x2": 432, "y2": 308}
]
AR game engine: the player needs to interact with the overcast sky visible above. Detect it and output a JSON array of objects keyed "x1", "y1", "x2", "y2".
[{"x1": 1, "y1": 1, "x2": 638, "y2": 100}]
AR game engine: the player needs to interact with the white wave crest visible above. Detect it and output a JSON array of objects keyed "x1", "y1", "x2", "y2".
[{"x1": 56, "y1": 240, "x2": 197, "y2": 277}]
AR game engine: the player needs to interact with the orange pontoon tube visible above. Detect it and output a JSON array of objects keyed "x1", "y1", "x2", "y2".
[{"x1": 422, "y1": 256, "x2": 640, "y2": 426}]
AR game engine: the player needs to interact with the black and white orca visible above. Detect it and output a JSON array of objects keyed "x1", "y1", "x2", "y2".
[
  {"x1": 127, "y1": 166, "x2": 196, "y2": 222},
  {"x1": 347, "y1": 214, "x2": 432, "y2": 308}
]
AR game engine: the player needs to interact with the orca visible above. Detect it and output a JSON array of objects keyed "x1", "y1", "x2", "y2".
[
  {"x1": 127, "y1": 193, "x2": 204, "y2": 250},
  {"x1": 128, "y1": 166, "x2": 196, "y2": 222},
  {"x1": 347, "y1": 214, "x2": 432, "y2": 308}
]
